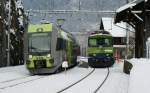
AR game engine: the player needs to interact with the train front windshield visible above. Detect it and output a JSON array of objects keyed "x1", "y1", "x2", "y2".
[
  {"x1": 88, "y1": 37, "x2": 112, "y2": 47},
  {"x1": 29, "y1": 33, "x2": 51, "y2": 52}
]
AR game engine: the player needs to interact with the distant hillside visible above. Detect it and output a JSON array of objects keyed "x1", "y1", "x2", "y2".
[{"x1": 22, "y1": 0, "x2": 127, "y2": 32}]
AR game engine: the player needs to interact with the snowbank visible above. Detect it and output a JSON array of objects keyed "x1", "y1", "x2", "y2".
[
  {"x1": 128, "y1": 58, "x2": 150, "y2": 93},
  {"x1": 77, "y1": 56, "x2": 88, "y2": 63}
]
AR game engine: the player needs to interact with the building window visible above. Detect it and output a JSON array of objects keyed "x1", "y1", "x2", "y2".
[{"x1": 113, "y1": 37, "x2": 126, "y2": 45}]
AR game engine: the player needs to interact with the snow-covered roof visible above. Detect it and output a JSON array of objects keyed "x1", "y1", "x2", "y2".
[
  {"x1": 116, "y1": 0, "x2": 144, "y2": 13},
  {"x1": 116, "y1": 3, "x2": 136, "y2": 13},
  {"x1": 101, "y1": 17, "x2": 127, "y2": 37},
  {"x1": 90, "y1": 33, "x2": 111, "y2": 37}
]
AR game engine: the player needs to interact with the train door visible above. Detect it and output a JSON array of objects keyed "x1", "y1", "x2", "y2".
[{"x1": 66, "y1": 40, "x2": 73, "y2": 66}]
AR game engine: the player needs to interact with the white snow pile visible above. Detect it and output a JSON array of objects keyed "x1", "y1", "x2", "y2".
[
  {"x1": 16, "y1": 0, "x2": 24, "y2": 9},
  {"x1": 77, "y1": 56, "x2": 88, "y2": 63},
  {"x1": 16, "y1": 0, "x2": 25, "y2": 32},
  {"x1": 128, "y1": 58, "x2": 150, "y2": 93}
]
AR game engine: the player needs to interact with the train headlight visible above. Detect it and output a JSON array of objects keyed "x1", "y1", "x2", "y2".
[
  {"x1": 29, "y1": 55, "x2": 32, "y2": 59},
  {"x1": 106, "y1": 54, "x2": 110, "y2": 56},
  {"x1": 93, "y1": 54, "x2": 96, "y2": 56},
  {"x1": 47, "y1": 54, "x2": 51, "y2": 58}
]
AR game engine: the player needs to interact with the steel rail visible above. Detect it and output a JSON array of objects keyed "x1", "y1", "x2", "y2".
[{"x1": 57, "y1": 68, "x2": 95, "y2": 93}]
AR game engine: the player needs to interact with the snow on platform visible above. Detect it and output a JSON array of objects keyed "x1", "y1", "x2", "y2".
[
  {"x1": 77, "y1": 56, "x2": 88, "y2": 63},
  {"x1": 127, "y1": 58, "x2": 150, "y2": 93}
]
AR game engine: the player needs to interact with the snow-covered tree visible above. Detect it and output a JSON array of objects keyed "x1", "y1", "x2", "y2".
[
  {"x1": 0, "y1": 0, "x2": 27, "y2": 67},
  {"x1": 0, "y1": 0, "x2": 7, "y2": 67}
]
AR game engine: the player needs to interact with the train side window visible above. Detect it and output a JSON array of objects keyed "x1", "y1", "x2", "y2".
[
  {"x1": 56, "y1": 38, "x2": 63, "y2": 50},
  {"x1": 63, "y1": 40, "x2": 66, "y2": 50},
  {"x1": 105, "y1": 39, "x2": 110, "y2": 46},
  {"x1": 89, "y1": 39, "x2": 97, "y2": 47}
]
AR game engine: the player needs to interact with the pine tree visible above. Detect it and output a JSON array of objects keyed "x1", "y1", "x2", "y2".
[
  {"x1": 0, "y1": 0, "x2": 27, "y2": 67},
  {"x1": 0, "y1": 0, "x2": 7, "y2": 67}
]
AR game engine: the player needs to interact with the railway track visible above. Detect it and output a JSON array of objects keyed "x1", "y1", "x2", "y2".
[
  {"x1": 93, "y1": 68, "x2": 110, "y2": 93},
  {"x1": 57, "y1": 67, "x2": 110, "y2": 93},
  {"x1": 0, "y1": 66, "x2": 79, "y2": 90},
  {"x1": 0, "y1": 66, "x2": 110, "y2": 92},
  {"x1": 0, "y1": 75, "x2": 45, "y2": 89},
  {"x1": 0, "y1": 76, "x2": 32, "y2": 84},
  {"x1": 57, "y1": 68, "x2": 95, "y2": 93}
]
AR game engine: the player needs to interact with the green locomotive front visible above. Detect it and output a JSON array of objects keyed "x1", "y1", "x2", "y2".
[{"x1": 87, "y1": 31, "x2": 114, "y2": 68}]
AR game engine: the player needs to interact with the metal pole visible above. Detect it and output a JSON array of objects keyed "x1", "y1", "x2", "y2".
[
  {"x1": 79, "y1": 0, "x2": 81, "y2": 10},
  {"x1": 144, "y1": 0, "x2": 147, "y2": 57},
  {"x1": 125, "y1": 0, "x2": 129, "y2": 59},
  {"x1": 7, "y1": 0, "x2": 11, "y2": 66},
  {"x1": 125, "y1": 24, "x2": 130, "y2": 59}
]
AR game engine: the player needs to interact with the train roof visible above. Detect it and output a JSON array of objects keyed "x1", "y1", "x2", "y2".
[
  {"x1": 89, "y1": 30, "x2": 112, "y2": 37},
  {"x1": 28, "y1": 23, "x2": 53, "y2": 33},
  {"x1": 28, "y1": 23, "x2": 76, "y2": 42}
]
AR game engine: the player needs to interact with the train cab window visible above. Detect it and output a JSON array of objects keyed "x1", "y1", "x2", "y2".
[
  {"x1": 105, "y1": 39, "x2": 109, "y2": 45},
  {"x1": 89, "y1": 39, "x2": 97, "y2": 47},
  {"x1": 29, "y1": 33, "x2": 51, "y2": 52},
  {"x1": 104, "y1": 38, "x2": 111, "y2": 46}
]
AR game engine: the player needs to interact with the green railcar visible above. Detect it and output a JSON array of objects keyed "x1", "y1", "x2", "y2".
[
  {"x1": 87, "y1": 30, "x2": 114, "y2": 68},
  {"x1": 25, "y1": 23, "x2": 79, "y2": 74}
]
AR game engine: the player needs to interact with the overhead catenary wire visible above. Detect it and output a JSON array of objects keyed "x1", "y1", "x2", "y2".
[
  {"x1": 114, "y1": 24, "x2": 135, "y2": 33},
  {"x1": 26, "y1": 0, "x2": 116, "y2": 33},
  {"x1": 25, "y1": 10, "x2": 116, "y2": 14}
]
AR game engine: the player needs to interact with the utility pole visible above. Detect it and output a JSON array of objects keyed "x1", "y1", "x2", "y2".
[
  {"x1": 7, "y1": 0, "x2": 11, "y2": 66},
  {"x1": 144, "y1": 0, "x2": 147, "y2": 57},
  {"x1": 125, "y1": 0, "x2": 129, "y2": 59},
  {"x1": 79, "y1": 0, "x2": 81, "y2": 10}
]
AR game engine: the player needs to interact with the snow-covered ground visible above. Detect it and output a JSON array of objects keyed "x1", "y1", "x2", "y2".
[
  {"x1": 0, "y1": 65, "x2": 30, "y2": 83},
  {"x1": 127, "y1": 58, "x2": 150, "y2": 93},
  {"x1": 0, "y1": 59, "x2": 129, "y2": 93}
]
